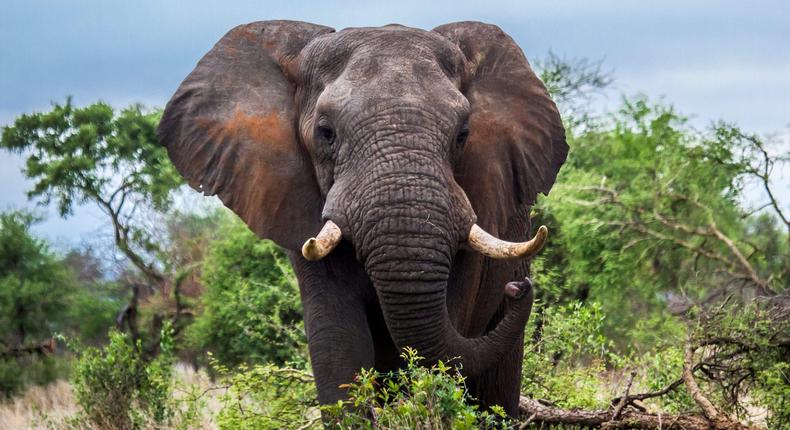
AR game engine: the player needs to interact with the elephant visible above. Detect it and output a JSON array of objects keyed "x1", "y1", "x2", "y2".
[{"x1": 157, "y1": 20, "x2": 567, "y2": 417}]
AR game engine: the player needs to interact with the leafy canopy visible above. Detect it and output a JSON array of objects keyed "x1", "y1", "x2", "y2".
[{"x1": 1, "y1": 98, "x2": 180, "y2": 217}]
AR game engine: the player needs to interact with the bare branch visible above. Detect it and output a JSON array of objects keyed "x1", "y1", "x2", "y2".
[
  {"x1": 683, "y1": 339, "x2": 722, "y2": 421},
  {"x1": 610, "y1": 370, "x2": 636, "y2": 421}
]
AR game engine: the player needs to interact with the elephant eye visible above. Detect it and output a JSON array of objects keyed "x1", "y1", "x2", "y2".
[
  {"x1": 316, "y1": 120, "x2": 335, "y2": 146},
  {"x1": 456, "y1": 124, "x2": 470, "y2": 147}
]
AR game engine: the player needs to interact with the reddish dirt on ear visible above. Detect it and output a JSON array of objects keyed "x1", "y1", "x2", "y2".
[
  {"x1": 224, "y1": 108, "x2": 290, "y2": 145},
  {"x1": 195, "y1": 108, "x2": 291, "y2": 150}
]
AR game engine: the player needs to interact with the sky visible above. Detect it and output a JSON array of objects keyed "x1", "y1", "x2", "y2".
[{"x1": 1, "y1": 0, "x2": 788, "y2": 247}]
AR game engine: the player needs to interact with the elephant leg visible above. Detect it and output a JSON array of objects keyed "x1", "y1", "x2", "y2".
[
  {"x1": 305, "y1": 297, "x2": 373, "y2": 404},
  {"x1": 288, "y1": 250, "x2": 375, "y2": 404}
]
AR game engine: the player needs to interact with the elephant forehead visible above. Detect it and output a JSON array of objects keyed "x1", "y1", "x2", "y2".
[{"x1": 300, "y1": 25, "x2": 466, "y2": 84}]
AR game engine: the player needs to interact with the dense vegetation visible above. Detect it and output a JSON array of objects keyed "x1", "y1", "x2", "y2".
[{"x1": 0, "y1": 58, "x2": 787, "y2": 429}]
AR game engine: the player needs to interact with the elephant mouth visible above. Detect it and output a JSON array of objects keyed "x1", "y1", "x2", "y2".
[{"x1": 301, "y1": 219, "x2": 548, "y2": 262}]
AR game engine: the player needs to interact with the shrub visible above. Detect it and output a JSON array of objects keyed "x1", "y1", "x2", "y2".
[
  {"x1": 212, "y1": 356, "x2": 318, "y2": 430},
  {"x1": 323, "y1": 348, "x2": 509, "y2": 430},
  {"x1": 69, "y1": 323, "x2": 175, "y2": 430},
  {"x1": 201, "y1": 347, "x2": 509, "y2": 429},
  {"x1": 0, "y1": 358, "x2": 23, "y2": 397},
  {"x1": 521, "y1": 301, "x2": 615, "y2": 409},
  {"x1": 187, "y1": 214, "x2": 306, "y2": 367}
]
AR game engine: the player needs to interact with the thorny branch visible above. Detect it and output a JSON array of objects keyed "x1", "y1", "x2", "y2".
[
  {"x1": 742, "y1": 135, "x2": 789, "y2": 234},
  {"x1": 573, "y1": 184, "x2": 774, "y2": 293}
]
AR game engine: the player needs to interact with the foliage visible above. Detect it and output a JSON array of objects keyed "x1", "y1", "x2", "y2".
[
  {"x1": 686, "y1": 299, "x2": 790, "y2": 426},
  {"x1": 755, "y1": 361, "x2": 790, "y2": 429},
  {"x1": 521, "y1": 301, "x2": 616, "y2": 409},
  {"x1": 0, "y1": 99, "x2": 185, "y2": 350},
  {"x1": 535, "y1": 97, "x2": 788, "y2": 349},
  {"x1": 187, "y1": 213, "x2": 306, "y2": 367},
  {"x1": 155, "y1": 347, "x2": 512, "y2": 430},
  {"x1": 0, "y1": 211, "x2": 73, "y2": 350},
  {"x1": 521, "y1": 94, "x2": 788, "y2": 428},
  {"x1": 537, "y1": 51, "x2": 612, "y2": 130},
  {"x1": 322, "y1": 348, "x2": 508, "y2": 430},
  {"x1": 638, "y1": 344, "x2": 696, "y2": 412},
  {"x1": 0, "y1": 98, "x2": 180, "y2": 374},
  {"x1": 0, "y1": 98, "x2": 180, "y2": 219},
  {"x1": 68, "y1": 323, "x2": 175, "y2": 430},
  {"x1": 210, "y1": 355, "x2": 318, "y2": 430},
  {"x1": 0, "y1": 211, "x2": 77, "y2": 396}
]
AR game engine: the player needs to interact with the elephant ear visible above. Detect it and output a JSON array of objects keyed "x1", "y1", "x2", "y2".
[
  {"x1": 433, "y1": 22, "x2": 567, "y2": 235},
  {"x1": 158, "y1": 20, "x2": 334, "y2": 251}
]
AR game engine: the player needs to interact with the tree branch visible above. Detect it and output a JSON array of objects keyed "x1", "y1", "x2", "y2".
[
  {"x1": 519, "y1": 396, "x2": 718, "y2": 429},
  {"x1": 0, "y1": 338, "x2": 56, "y2": 359},
  {"x1": 683, "y1": 339, "x2": 722, "y2": 421}
]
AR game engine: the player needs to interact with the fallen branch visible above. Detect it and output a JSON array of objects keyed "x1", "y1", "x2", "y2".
[
  {"x1": 519, "y1": 396, "x2": 712, "y2": 429},
  {"x1": 519, "y1": 395, "x2": 758, "y2": 429}
]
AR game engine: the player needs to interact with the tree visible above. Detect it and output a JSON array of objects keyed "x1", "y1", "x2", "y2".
[
  {"x1": 535, "y1": 97, "x2": 788, "y2": 342},
  {"x1": 0, "y1": 211, "x2": 72, "y2": 395},
  {"x1": 1, "y1": 98, "x2": 181, "y2": 284},
  {"x1": 1, "y1": 99, "x2": 184, "y2": 346},
  {"x1": 537, "y1": 50, "x2": 612, "y2": 131},
  {"x1": 0, "y1": 211, "x2": 72, "y2": 352}
]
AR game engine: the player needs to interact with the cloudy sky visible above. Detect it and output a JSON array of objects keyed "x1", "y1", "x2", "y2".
[{"x1": 1, "y1": 0, "x2": 788, "y2": 246}]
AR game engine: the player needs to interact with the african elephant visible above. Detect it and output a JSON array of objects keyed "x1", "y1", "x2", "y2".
[{"x1": 158, "y1": 20, "x2": 567, "y2": 417}]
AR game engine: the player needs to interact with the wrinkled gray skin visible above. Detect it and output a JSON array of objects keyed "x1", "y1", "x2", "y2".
[{"x1": 158, "y1": 20, "x2": 567, "y2": 417}]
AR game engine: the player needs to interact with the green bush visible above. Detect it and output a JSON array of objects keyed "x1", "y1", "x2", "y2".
[
  {"x1": 0, "y1": 210, "x2": 84, "y2": 396},
  {"x1": 201, "y1": 347, "x2": 509, "y2": 429},
  {"x1": 0, "y1": 357, "x2": 22, "y2": 397},
  {"x1": 69, "y1": 323, "x2": 175, "y2": 430},
  {"x1": 521, "y1": 301, "x2": 615, "y2": 409},
  {"x1": 211, "y1": 356, "x2": 319, "y2": 430},
  {"x1": 755, "y1": 362, "x2": 790, "y2": 429},
  {"x1": 187, "y1": 214, "x2": 306, "y2": 367},
  {"x1": 323, "y1": 348, "x2": 509, "y2": 430},
  {"x1": 638, "y1": 345, "x2": 695, "y2": 412}
]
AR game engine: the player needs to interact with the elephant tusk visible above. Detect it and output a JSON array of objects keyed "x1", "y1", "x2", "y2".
[
  {"x1": 467, "y1": 224, "x2": 548, "y2": 260},
  {"x1": 302, "y1": 220, "x2": 342, "y2": 261}
]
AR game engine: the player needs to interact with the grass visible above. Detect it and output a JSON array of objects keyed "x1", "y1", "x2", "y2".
[
  {"x1": 0, "y1": 380, "x2": 76, "y2": 430},
  {"x1": 0, "y1": 364, "x2": 223, "y2": 430}
]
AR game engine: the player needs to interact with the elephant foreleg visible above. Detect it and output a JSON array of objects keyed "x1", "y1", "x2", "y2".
[{"x1": 288, "y1": 250, "x2": 375, "y2": 405}]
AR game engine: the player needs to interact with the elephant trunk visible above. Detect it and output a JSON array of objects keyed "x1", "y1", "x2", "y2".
[
  {"x1": 369, "y1": 255, "x2": 534, "y2": 376},
  {"x1": 354, "y1": 175, "x2": 534, "y2": 377}
]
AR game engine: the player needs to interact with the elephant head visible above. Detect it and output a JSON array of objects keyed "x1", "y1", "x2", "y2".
[{"x1": 158, "y1": 20, "x2": 566, "y2": 376}]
